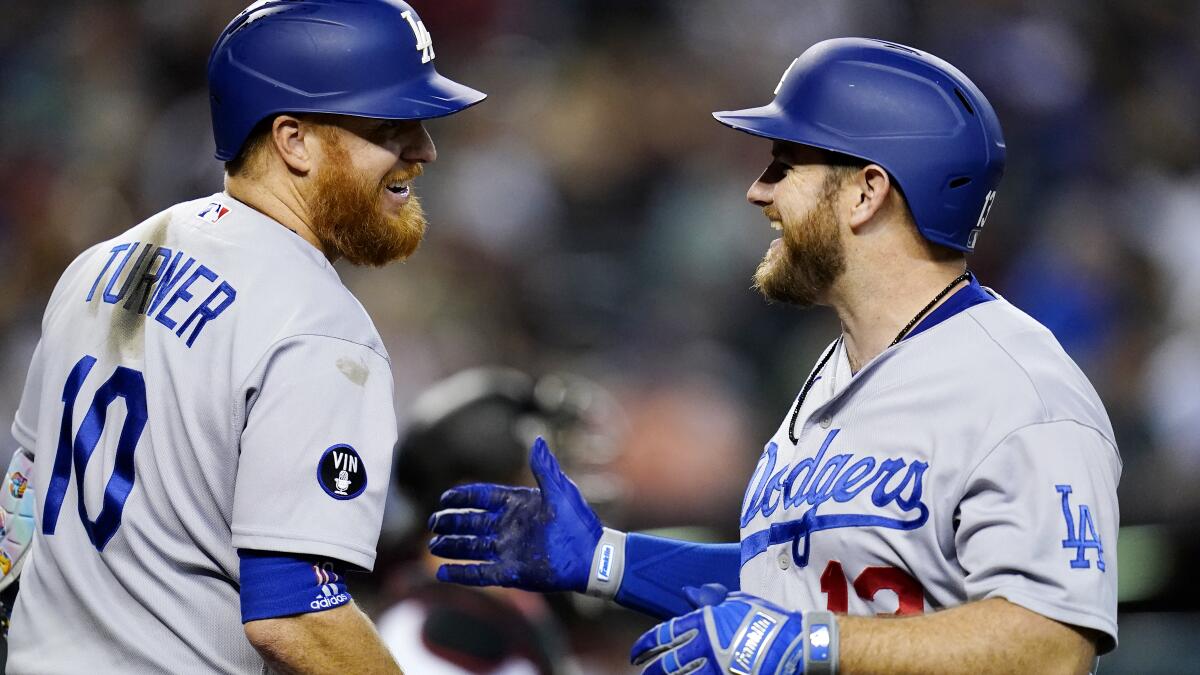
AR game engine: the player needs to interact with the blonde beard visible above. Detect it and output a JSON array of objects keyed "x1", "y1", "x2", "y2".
[
  {"x1": 753, "y1": 180, "x2": 846, "y2": 307},
  {"x1": 309, "y1": 129, "x2": 428, "y2": 267}
]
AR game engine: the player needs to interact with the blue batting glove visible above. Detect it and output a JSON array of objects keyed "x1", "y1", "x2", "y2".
[
  {"x1": 631, "y1": 591, "x2": 807, "y2": 675},
  {"x1": 429, "y1": 436, "x2": 603, "y2": 592}
]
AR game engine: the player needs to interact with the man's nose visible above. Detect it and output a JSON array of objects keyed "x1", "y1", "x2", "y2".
[
  {"x1": 747, "y1": 179, "x2": 773, "y2": 208},
  {"x1": 400, "y1": 123, "x2": 437, "y2": 164}
]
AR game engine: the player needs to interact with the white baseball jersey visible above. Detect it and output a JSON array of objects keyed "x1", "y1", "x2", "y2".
[
  {"x1": 7, "y1": 193, "x2": 398, "y2": 673},
  {"x1": 738, "y1": 291, "x2": 1120, "y2": 652}
]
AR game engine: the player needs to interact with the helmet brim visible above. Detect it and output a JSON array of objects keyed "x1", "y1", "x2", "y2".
[
  {"x1": 340, "y1": 71, "x2": 487, "y2": 121},
  {"x1": 712, "y1": 104, "x2": 847, "y2": 159},
  {"x1": 713, "y1": 105, "x2": 788, "y2": 141},
  {"x1": 213, "y1": 72, "x2": 486, "y2": 161}
]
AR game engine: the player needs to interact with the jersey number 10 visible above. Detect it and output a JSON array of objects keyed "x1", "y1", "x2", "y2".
[{"x1": 41, "y1": 355, "x2": 148, "y2": 551}]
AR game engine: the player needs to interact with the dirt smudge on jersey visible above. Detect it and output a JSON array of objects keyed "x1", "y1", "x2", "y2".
[
  {"x1": 107, "y1": 213, "x2": 170, "y2": 361},
  {"x1": 336, "y1": 356, "x2": 370, "y2": 386}
]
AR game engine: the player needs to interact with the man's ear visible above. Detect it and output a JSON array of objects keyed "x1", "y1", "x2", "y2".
[
  {"x1": 269, "y1": 115, "x2": 313, "y2": 174},
  {"x1": 846, "y1": 164, "x2": 893, "y2": 231}
]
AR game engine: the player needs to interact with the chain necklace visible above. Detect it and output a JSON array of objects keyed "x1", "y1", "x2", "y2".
[{"x1": 786, "y1": 271, "x2": 971, "y2": 443}]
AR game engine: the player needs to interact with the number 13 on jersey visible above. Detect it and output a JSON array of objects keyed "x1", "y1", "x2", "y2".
[
  {"x1": 42, "y1": 355, "x2": 148, "y2": 551},
  {"x1": 820, "y1": 560, "x2": 926, "y2": 615}
]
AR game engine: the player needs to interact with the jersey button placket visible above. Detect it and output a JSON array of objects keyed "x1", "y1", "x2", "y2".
[
  {"x1": 819, "y1": 415, "x2": 832, "y2": 429},
  {"x1": 777, "y1": 551, "x2": 791, "y2": 570}
]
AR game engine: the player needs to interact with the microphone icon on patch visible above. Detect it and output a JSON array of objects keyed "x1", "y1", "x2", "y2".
[{"x1": 334, "y1": 470, "x2": 351, "y2": 495}]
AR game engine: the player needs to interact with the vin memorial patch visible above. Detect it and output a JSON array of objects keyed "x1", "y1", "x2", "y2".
[{"x1": 318, "y1": 444, "x2": 367, "y2": 500}]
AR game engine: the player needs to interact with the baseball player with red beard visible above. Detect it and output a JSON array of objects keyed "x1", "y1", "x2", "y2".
[
  {"x1": 429, "y1": 39, "x2": 1118, "y2": 675},
  {"x1": 0, "y1": 1, "x2": 484, "y2": 672}
]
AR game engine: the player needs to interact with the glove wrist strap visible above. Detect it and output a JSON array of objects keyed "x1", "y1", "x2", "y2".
[
  {"x1": 584, "y1": 528, "x2": 626, "y2": 599},
  {"x1": 802, "y1": 610, "x2": 839, "y2": 675}
]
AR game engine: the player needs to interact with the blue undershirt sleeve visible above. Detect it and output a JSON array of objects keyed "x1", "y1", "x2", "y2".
[
  {"x1": 239, "y1": 549, "x2": 352, "y2": 623},
  {"x1": 612, "y1": 534, "x2": 741, "y2": 619}
]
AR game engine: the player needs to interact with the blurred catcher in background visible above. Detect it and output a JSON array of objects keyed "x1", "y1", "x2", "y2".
[{"x1": 378, "y1": 367, "x2": 629, "y2": 674}]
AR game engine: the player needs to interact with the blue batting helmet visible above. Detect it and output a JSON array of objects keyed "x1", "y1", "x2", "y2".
[
  {"x1": 714, "y1": 38, "x2": 1005, "y2": 252},
  {"x1": 208, "y1": 0, "x2": 486, "y2": 162}
]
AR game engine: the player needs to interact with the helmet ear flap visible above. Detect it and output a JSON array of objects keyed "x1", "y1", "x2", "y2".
[
  {"x1": 713, "y1": 38, "x2": 1005, "y2": 253},
  {"x1": 207, "y1": 0, "x2": 486, "y2": 162}
]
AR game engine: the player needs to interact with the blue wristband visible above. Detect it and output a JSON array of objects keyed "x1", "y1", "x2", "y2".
[{"x1": 239, "y1": 550, "x2": 352, "y2": 622}]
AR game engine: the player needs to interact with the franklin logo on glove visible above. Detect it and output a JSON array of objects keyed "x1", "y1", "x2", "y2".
[{"x1": 731, "y1": 612, "x2": 778, "y2": 675}]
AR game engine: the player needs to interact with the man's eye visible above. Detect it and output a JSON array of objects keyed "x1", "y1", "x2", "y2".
[
  {"x1": 366, "y1": 125, "x2": 395, "y2": 143},
  {"x1": 371, "y1": 121, "x2": 413, "y2": 141},
  {"x1": 760, "y1": 160, "x2": 790, "y2": 184}
]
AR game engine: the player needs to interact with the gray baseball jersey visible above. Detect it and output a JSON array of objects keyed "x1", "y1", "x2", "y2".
[
  {"x1": 738, "y1": 293, "x2": 1120, "y2": 651},
  {"x1": 7, "y1": 193, "x2": 397, "y2": 673}
]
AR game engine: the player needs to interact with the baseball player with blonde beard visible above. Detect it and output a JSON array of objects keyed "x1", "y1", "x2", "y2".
[
  {"x1": 0, "y1": 1, "x2": 484, "y2": 672},
  {"x1": 429, "y1": 39, "x2": 1118, "y2": 675}
]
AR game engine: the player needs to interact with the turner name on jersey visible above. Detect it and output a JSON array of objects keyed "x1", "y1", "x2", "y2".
[{"x1": 85, "y1": 238, "x2": 238, "y2": 349}]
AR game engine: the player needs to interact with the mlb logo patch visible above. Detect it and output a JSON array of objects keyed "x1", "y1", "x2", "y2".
[{"x1": 197, "y1": 202, "x2": 231, "y2": 223}]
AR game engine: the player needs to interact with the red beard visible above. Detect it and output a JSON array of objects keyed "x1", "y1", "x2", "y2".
[{"x1": 309, "y1": 131, "x2": 428, "y2": 267}]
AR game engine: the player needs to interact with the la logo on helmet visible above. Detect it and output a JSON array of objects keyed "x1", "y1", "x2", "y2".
[{"x1": 401, "y1": 10, "x2": 435, "y2": 63}]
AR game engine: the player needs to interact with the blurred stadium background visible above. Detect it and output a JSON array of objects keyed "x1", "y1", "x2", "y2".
[{"x1": 2, "y1": 0, "x2": 1198, "y2": 672}]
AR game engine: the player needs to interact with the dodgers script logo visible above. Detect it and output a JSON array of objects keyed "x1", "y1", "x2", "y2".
[{"x1": 740, "y1": 429, "x2": 930, "y2": 567}]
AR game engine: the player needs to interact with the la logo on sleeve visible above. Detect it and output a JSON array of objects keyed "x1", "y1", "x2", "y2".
[{"x1": 318, "y1": 444, "x2": 367, "y2": 500}]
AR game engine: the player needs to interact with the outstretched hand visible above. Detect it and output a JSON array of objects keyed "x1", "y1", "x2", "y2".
[{"x1": 429, "y1": 437, "x2": 603, "y2": 593}]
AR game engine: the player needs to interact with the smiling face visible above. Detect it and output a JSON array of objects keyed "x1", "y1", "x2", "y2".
[
  {"x1": 747, "y1": 143, "x2": 851, "y2": 307},
  {"x1": 307, "y1": 116, "x2": 436, "y2": 266}
]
